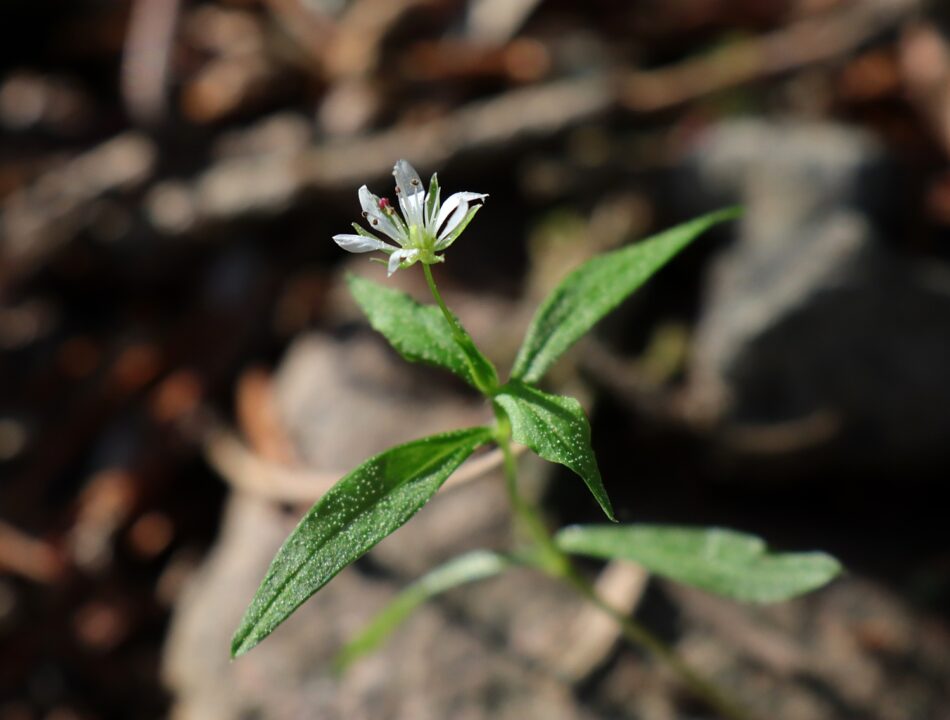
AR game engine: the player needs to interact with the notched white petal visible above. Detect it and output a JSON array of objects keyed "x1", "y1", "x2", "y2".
[
  {"x1": 357, "y1": 185, "x2": 378, "y2": 214},
  {"x1": 435, "y1": 204, "x2": 482, "y2": 250},
  {"x1": 387, "y1": 248, "x2": 418, "y2": 276},
  {"x1": 438, "y1": 198, "x2": 469, "y2": 240},
  {"x1": 357, "y1": 184, "x2": 405, "y2": 244},
  {"x1": 393, "y1": 160, "x2": 425, "y2": 227},
  {"x1": 399, "y1": 192, "x2": 426, "y2": 230},
  {"x1": 393, "y1": 160, "x2": 423, "y2": 195},
  {"x1": 435, "y1": 192, "x2": 487, "y2": 236},
  {"x1": 333, "y1": 233, "x2": 393, "y2": 253}
]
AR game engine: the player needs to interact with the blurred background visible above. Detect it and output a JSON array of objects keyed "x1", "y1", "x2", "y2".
[{"x1": 1, "y1": 0, "x2": 949, "y2": 718}]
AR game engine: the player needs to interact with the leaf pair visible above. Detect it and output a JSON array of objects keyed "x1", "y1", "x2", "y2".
[
  {"x1": 349, "y1": 208, "x2": 739, "y2": 520},
  {"x1": 352, "y1": 207, "x2": 740, "y2": 391}
]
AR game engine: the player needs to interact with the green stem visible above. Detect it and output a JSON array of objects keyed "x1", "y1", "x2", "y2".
[
  {"x1": 494, "y1": 408, "x2": 754, "y2": 720},
  {"x1": 562, "y1": 568, "x2": 755, "y2": 720},
  {"x1": 423, "y1": 263, "x2": 469, "y2": 352},
  {"x1": 493, "y1": 407, "x2": 571, "y2": 576},
  {"x1": 423, "y1": 263, "x2": 497, "y2": 394},
  {"x1": 424, "y1": 262, "x2": 751, "y2": 720}
]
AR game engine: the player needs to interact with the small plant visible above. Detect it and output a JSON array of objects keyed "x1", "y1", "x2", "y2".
[{"x1": 231, "y1": 160, "x2": 841, "y2": 719}]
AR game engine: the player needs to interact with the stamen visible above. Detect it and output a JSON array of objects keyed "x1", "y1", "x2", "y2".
[{"x1": 410, "y1": 179, "x2": 421, "y2": 186}]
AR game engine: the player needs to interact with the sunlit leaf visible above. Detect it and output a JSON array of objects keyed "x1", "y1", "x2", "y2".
[
  {"x1": 348, "y1": 274, "x2": 497, "y2": 392},
  {"x1": 231, "y1": 427, "x2": 494, "y2": 657},
  {"x1": 511, "y1": 208, "x2": 740, "y2": 383},
  {"x1": 495, "y1": 380, "x2": 615, "y2": 521},
  {"x1": 556, "y1": 524, "x2": 842, "y2": 603}
]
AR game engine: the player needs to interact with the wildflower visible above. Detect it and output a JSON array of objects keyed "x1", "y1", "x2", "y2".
[{"x1": 333, "y1": 159, "x2": 487, "y2": 276}]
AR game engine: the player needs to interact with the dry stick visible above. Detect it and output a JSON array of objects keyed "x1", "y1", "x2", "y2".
[
  {"x1": 899, "y1": 22, "x2": 950, "y2": 157},
  {"x1": 145, "y1": 0, "x2": 918, "y2": 235},
  {"x1": 0, "y1": 520, "x2": 64, "y2": 584},
  {"x1": 4, "y1": 0, "x2": 916, "y2": 265},
  {"x1": 121, "y1": 0, "x2": 181, "y2": 124},
  {"x1": 619, "y1": 0, "x2": 920, "y2": 112}
]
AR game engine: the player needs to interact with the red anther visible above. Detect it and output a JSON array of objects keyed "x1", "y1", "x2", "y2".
[{"x1": 378, "y1": 197, "x2": 392, "y2": 210}]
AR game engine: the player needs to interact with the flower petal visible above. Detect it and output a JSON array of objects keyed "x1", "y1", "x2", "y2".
[
  {"x1": 358, "y1": 185, "x2": 406, "y2": 244},
  {"x1": 393, "y1": 160, "x2": 426, "y2": 227},
  {"x1": 435, "y1": 204, "x2": 482, "y2": 250},
  {"x1": 438, "y1": 198, "x2": 468, "y2": 241},
  {"x1": 333, "y1": 233, "x2": 393, "y2": 254},
  {"x1": 435, "y1": 192, "x2": 488, "y2": 238},
  {"x1": 387, "y1": 248, "x2": 419, "y2": 276}
]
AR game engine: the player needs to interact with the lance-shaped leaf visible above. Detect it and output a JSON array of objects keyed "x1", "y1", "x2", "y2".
[
  {"x1": 231, "y1": 427, "x2": 493, "y2": 657},
  {"x1": 336, "y1": 550, "x2": 511, "y2": 670},
  {"x1": 555, "y1": 524, "x2": 842, "y2": 603},
  {"x1": 495, "y1": 380, "x2": 615, "y2": 521},
  {"x1": 511, "y1": 208, "x2": 740, "y2": 384},
  {"x1": 348, "y1": 274, "x2": 498, "y2": 392}
]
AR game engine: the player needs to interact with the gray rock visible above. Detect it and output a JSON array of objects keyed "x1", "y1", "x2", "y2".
[{"x1": 682, "y1": 120, "x2": 950, "y2": 464}]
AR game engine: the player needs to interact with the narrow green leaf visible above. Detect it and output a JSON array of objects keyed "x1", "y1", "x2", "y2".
[
  {"x1": 511, "y1": 208, "x2": 741, "y2": 383},
  {"x1": 231, "y1": 427, "x2": 493, "y2": 657},
  {"x1": 556, "y1": 524, "x2": 842, "y2": 603},
  {"x1": 348, "y1": 274, "x2": 497, "y2": 391},
  {"x1": 495, "y1": 380, "x2": 615, "y2": 521},
  {"x1": 335, "y1": 550, "x2": 511, "y2": 670}
]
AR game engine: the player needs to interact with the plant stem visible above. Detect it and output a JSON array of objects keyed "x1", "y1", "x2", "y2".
[
  {"x1": 493, "y1": 408, "x2": 755, "y2": 720},
  {"x1": 423, "y1": 263, "x2": 468, "y2": 351},
  {"x1": 425, "y1": 262, "x2": 753, "y2": 720},
  {"x1": 561, "y1": 568, "x2": 756, "y2": 720},
  {"x1": 493, "y1": 408, "x2": 571, "y2": 576},
  {"x1": 423, "y1": 263, "x2": 497, "y2": 394}
]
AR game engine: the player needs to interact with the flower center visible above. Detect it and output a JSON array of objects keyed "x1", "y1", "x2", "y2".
[{"x1": 408, "y1": 224, "x2": 439, "y2": 262}]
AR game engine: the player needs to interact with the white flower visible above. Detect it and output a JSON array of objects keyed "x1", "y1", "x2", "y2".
[{"x1": 333, "y1": 159, "x2": 487, "y2": 276}]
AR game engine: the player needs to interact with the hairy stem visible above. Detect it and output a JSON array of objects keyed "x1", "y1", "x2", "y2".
[
  {"x1": 562, "y1": 567, "x2": 756, "y2": 720},
  {"x1": 423, "y1": 263, "x2": 468, "y2": 350},
  {"x1": 423, "y1": 263, "x2": 496, "y2": 394},
  {"x1": 493, "y1": 407, "x2": 570, "y2": 576}
]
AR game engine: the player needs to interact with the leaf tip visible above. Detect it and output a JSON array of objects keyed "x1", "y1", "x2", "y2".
[
  {"x1": 230, "y1": 626, "x2": 258, "y2": 659},
  {"x1": 714, "y1": 205, "x2": 744, "y2": 222},
  {"x1": 599, "y1": 499, "x2": 618, "y2": 523},
  {"x1": 331, "y1": 648, "x2": 357, "y2": 675}
]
